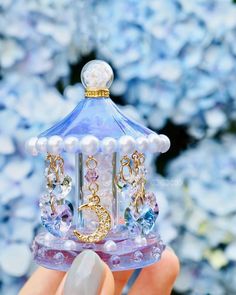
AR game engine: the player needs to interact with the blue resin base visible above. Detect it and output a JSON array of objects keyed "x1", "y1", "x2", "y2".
[{"x1": 32, "y1": 229, "x2": 165, "y2": 271}]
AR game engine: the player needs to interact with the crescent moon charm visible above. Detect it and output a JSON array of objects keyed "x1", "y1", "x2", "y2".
[{"x1": 74, "y1": 196, "x2": 112, "y2": 243}]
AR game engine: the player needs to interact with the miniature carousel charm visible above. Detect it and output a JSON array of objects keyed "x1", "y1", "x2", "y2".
[{"x1": 26, "y1": 60, "x2": 171, "y2": 271}]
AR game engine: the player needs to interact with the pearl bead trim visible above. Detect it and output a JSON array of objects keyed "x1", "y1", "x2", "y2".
[{"x1": 25, "y1": 134, "x2": 171, "y2": 156}]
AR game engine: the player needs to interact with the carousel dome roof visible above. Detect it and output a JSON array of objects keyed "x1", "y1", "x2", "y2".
[{"x1": 26, "y1": 60, "x2": 170, "y2": 156}]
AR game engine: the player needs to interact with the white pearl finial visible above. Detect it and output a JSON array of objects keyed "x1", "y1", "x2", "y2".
[{"x1": 81, "y1": 60, "x2": 114, "y2": 89}]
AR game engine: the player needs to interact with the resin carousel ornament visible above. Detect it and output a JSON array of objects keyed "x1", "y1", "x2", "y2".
[{"x1": 26, "y1": 60, "x2": 171, "y2": 271}]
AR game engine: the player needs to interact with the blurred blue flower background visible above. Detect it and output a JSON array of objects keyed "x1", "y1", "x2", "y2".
[{"x1": 0, "y1": 0, "x2": 236, "y2": 294}]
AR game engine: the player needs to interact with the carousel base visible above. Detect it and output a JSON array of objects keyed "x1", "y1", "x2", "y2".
[{"x1": 32, "y1": 229, "x2": 165, "y2": 272}]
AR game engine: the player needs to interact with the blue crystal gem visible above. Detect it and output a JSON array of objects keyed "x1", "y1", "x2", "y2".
[{"x1": 124, "y1": 204, "x2": 158, "y2": 235}]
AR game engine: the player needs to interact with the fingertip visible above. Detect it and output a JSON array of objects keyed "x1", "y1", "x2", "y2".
[
  {"x1": 129, "y1": 247, "x2": 180, "y2": 295},
  {"x1": 100, "y1": 262, "x2": 115, "y2": 295},
  {"x1": 19, "y1": 267, "x2": 65, "y2": 295},
  {"x1": 162, "y1": 248, "x2": 180, "y2": 283}
]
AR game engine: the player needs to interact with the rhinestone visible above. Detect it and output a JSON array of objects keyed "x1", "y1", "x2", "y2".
[
  {"x1": 111, "y1": 255, "x2": 120, "y2": 267},
  {"x1": 37, "y1": 247, "x2": 46, "y2": 258},
  {"x1": 133, "y1": 250, "x2": 143, "y2": 262},
  {"x1": 152, "y1": 246, "x2": 161, "y2": 259},
  {"x1": 53, "y1": 252, "x2": 64, "y2": 264}
]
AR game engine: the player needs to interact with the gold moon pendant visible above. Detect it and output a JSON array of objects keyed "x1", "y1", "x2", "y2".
[{"x1": 74, "y1": 199, "x2": 112, "y2": 243}]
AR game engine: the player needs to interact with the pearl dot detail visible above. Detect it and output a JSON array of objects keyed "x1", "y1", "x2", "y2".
[
  {"x1": 64, "y1": 136, "x2": 79, "y2": 153},
  {"x1": 104, "y1": 240, "x2": 117, "y2": 252},
  {"x1": 101, "y1": 137, "x2": 117, "y2": 154},
  {"x1": 36, "y1": 137, "x2": 47, "y2": 153},
  {"x1": 25, "y1": 137, "x2": 38, "y2": 156},
  {"x1": 80, "y1": 135, "x2": 100, "y2": 155},
  {"x1": 136, "y1": 137, "x2": 149, "y2": 152},
  {"x1": 47, "y1": 136, "x2": 63, "y2": 154},
  {"x1": 159, "y1": 134, "x2": 171, "y2": 153},
  {"x1": 119, "y1": 135, "x2": 136, "y2": 154},
  {"x1": 148, "y1": 134, "x2": 162, "y2": 153}
]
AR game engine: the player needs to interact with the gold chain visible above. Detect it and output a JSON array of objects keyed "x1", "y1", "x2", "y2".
[
  {"x1": 74, "y1": 155, "x2": 112, "y2": 242},
  {"x1": 132, "y1": 151, "x2": 146, "y2": 211},
  {"x1": 46, "y1": 154, "x2": 65, "y2": 213},
  {"x1": 46, "y1": 154, "x2": 64, "y2": 183}
]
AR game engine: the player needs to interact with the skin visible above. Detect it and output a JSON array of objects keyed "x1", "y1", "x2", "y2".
[{"x1": 19, "y1": 249, "x2": 179, "y2": 295}]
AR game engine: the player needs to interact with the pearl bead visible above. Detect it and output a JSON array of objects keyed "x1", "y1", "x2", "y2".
[
  {"x1": 25, "y1": 137, "x2": 38, "y2": 156},
  {"x1": 101, "y1": 137, "x2": 117, "y2": 154},
  {"x1": 36, "y1": 137, "x2": 47, "y2": 153},
  {"x1": 64, "y1": 240, "x2": 77, "y2": 250},
  {"x1": 45, "y1": 232, "x2": 54, "y2": 241},
  {"x1": 103, "y1": 240, "x2": 117, "y2": 252},
  {"x1": 134, "y1": 236, "x2": 147, "y2": 246},
  {"x1": 47, "y1": 136, "x2": 63, "y2": 154},
  {"x1": 119, "y1": 135, "x2": 136, "y2": 154},
  {"x1": 80, "y1": 135, "x2": 99, "y2": 155},
  {"x1": 136, "y1": 137, "x2": 148, "y2": 152},
  {"x1": 148, "y1": 134, "x2": 162, "y2": 153},
  {"x1": 64, "y1": 136, "x2": 79, "y2": 153},
  {"x1": 159, "y1": 134, "x2": 171, "y2": 153}
]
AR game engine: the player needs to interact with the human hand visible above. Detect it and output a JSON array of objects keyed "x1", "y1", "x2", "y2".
[{"x1": 19, "y1": 248, "x2": 179, "y2": 295}]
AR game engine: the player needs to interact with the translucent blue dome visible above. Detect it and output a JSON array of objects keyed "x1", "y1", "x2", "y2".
[{"x1": 39, "y1": 97, "x2": 155, "y2": 140}]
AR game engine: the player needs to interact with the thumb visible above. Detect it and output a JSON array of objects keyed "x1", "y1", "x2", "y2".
[{"x1": 55, "y1": 250, "x2": 114, "y2": 295}]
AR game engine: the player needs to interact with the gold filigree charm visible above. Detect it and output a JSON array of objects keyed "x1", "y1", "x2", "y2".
[
  {"x1": 74, "y1": 156, "x2": 112, "y2": 243},
  {"x1": 115, "y1": 155, "x2": 133, "y2": 189},
  {"x1": 116, "y1": 152, "x2": 148, "y2": 212},
  {"x1": 131, "y1": 151, "x2": 146, "y2": 211}
]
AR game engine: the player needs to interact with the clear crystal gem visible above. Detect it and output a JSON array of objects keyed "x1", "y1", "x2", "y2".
[
  {"x1": 41, "y1": 199, "x2": 73, "y2": 237},
  {"x1": 46, "y1": 175, "x2": 72, "y2": 197},
  {"x1": 133, "y1": 250, "x2": 143, "y2": 262},
  {"x1": 39, "y1": 194, "x2": 51, "y2": 207},
  {"x1": 144, "y1": 192, "x2": 157, "y2": 208}
]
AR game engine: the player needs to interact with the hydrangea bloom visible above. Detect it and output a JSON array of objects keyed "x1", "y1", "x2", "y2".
[
  {"x1": 94, "y1": 0, "x2": 236, "y2": 138},
  {"x1": 166, "y1": 137, "x2": 236, "y2": 294}
]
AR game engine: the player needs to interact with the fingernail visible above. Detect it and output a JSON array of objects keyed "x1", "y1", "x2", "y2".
[{"x1": 64, "y1": 250, "x2": 105, "y2": 295}]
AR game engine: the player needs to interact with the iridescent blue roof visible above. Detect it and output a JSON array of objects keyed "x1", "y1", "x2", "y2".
[{"x1": 39, "y1": 97, "x2": 155, "y2": 140}]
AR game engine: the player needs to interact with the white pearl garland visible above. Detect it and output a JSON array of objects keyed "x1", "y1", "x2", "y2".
[
  {"x1": 148, "y1": 134, "x2": 162, "y2": 153},
  {"x1": 47, "y1": 135, "x2": 63, "y2": 154},
  {"x1": 136, "y1": 137, "x2": 149, "y2": 152},
  {"x1": 25, "y1": 137, "x2": 38, "y2": 156},
  {"x1": 80, "y1": 135, "x2": 100, "y2": 155},
  {"x1": 101, "y1": 137, "x2": 117, "y2": 154},
  {"x1": 26, "y1": 134, "x2": 170, "y2": 155},
  {"x1": 119, "y1": 135, "x2": 136, "y2": 154},
  {"x1": 64, "y1": 136, "x2": 79, "y2": 153},
  {"x1": 36, "y1": 137, "x2": 47, "y2": 153},
  {"x1": 159, "y1": 134, "x2": 171, "y2": 153}
]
